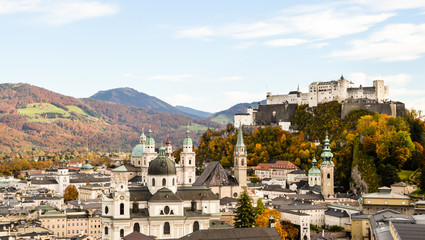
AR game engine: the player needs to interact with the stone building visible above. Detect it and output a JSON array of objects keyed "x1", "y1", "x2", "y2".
[
  {"x1": 360, "y1": 186, "x2": 414, "y2": 215},
  {"x1": 266, "y1": 76, "x2": 388, "y2": 107},
  {"x1": 102, "y1": 147, "x2": 221, "y2": 240}
]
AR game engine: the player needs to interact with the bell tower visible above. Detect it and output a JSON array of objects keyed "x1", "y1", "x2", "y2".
[
  {"x1": 320, "y1": 136, "x2": 334, "y2": 198},
  {"x1": 234, "y1": 124, "x2": 247, "y2": 188}
]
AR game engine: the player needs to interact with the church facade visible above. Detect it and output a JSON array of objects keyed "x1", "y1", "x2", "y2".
[{"x1": 102, "y1": 129, "x2": 238, "y2": 239}]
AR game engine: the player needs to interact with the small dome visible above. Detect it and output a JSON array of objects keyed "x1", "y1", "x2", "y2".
[
  {"x1": 81, "y1": 159, "x2": 93, "y2": 170},
  {"x1": 148, "y1": 147, "x2": 176, "y2": 175},
  {"x1": 183, "y1": 130, "x2": 192, "y2": 146},
  {"x1": 131, "y1": 144, "x2": 145, "y2": 157},
  {"x1": 308, "y1": 168, "x2": 321, "y2": 176}
]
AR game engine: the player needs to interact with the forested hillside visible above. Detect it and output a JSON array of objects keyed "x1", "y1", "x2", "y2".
[
  {"x1": 195, "y1": 101, "x2": 425, "y2": 192},
  {"x1": 0, "y1": 83, "x2": 221, "y2": 153}
]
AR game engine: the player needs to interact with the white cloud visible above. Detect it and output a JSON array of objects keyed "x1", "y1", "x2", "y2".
[
  {"x1": 176, "y1": 2, "x2": 394, "y2": 46},
  {"x1": 148, "y1": 74, "x2": 194, "y2": 82},
  {"x1": 0, "y1": 0, "x2": 40, "y2": 14},
  {"x1": 353, "y1": 0, "x2": 425, "y2": 11},
  {"x1": 330, "y1": 23, "x2": 425, "y2": 61},
  {"x1": 391, "y1": 88, "x2": 425, "y2": 97},
  {"x1": 0, "y1": 0, "x2": 118, "y2": 25},
  {"x1": 309, "y1": 42, "x2": 329, "y2": 49},
  {"x1": 346, "y1": 72, "x2": 411, "y2": 88},
  {"x1": 264, "y1": 38, "x2": 308, "y2": 47}
]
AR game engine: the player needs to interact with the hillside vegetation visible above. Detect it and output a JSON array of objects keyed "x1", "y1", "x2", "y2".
[
  {"x1": 196, "y1": 102, "x2": 425, "y2": 192},
  {"x1": 0, "y1": 83, "x2": 221, "y2": 153}
]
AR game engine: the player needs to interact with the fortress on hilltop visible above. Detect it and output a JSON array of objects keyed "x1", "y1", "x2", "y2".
[
  {"x1": 235, "y1": 76, "x2": 405, "y2": 130},
  {"x1": 266, "y1": 75, "x2": 388, "y2": 107}
]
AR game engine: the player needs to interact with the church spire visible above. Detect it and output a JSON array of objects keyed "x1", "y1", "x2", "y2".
[
  {"x1": 236, "y1": 124, "x2": 245, "y2": 147},
  {"x1": 320, "y1": 135, "x2": 334, "y2": 165}
]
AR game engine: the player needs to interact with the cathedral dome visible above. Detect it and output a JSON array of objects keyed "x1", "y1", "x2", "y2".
[
  {"x1": 81, "y1": 159, "x2": 93, "y2": 170},
  {"x1": 148, "y1": 146, "x2": 176, "y2": 175},
  {"x1": 131, "y1": 144, "x2": 145, "y2": 157}
]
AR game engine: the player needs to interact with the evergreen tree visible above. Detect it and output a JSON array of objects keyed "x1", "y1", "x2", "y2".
[
  {"x1": 420, "y1": 166, "x2": 425, "y2": 191},
  {"x1": 254, "y1": 198, "x2": 266, "y2": 216},
  {"x1": 234, "y1": 190, "x2": 255, "y2": 228}
]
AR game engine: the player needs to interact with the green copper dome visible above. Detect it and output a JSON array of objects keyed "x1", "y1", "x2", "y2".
[
  {"x1": 183, "y1": 130, "x2": 192, "y2": 146},
  {"x1": 320, "y1": 136, "x2": 334, "y2": 166},
  {"x1": 81, "y1": 159, "x2": 93, "y2": 170},
  {"x1": 145, "y1": 129, "x2": 155, "y2": 145},
  {"x1": 131, "y1": 144, "x2": 145, "y2": 157},
  {"x1": 148, "y1": 146, "x2": 176, "y2": 175},
  {"x1": 308, "y1": 157, "x2": 321, "y2": 176}
]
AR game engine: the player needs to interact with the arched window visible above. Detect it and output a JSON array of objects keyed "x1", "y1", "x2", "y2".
[
  {"x1": 162, "y1": 178, "x2": 166, "y2": 186},
  {"x1": 164, "y1": 206, "x2": 170, "y2": 215},
  {"x1": 172, "y1": 178, "x2": 175, "y2": 186},
  {"x1": 120, "y1": 229, "x2": 124, "y2": 237},
  {"x1": 164, "y1": 222, "x2": 170, "y2": 235},
  {"x1": 152, "y1": 178, "x2": 155, "y2": 186},
  {"x1": 193, "y1": 221, "x2": 199, "y2": 232},
  {"x1": 241, "y1": 159, "x2": 244, "y2": 166},
  {"x1": 133, "y1": 223, "x2": 140, "y2": 232},
  {"x1": 327, "y1": 173, "x2": 330, "y2": 179},
  {"x1": 189, "y1": 159, "x2": 192, "y2": 165},
  {"x1": 104, "y1": 206, "x2": 109, "y2": 214},
  {"x1": 104, "y1": 227, "x2": 108, "y2": 235},
  {"x1": 120, "y1": 203, "x2": 124, "y2": 215}
]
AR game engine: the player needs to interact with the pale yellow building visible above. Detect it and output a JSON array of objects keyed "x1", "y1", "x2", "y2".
[{"x1": 361, "y1": 186, "x2": 413, "y2": 215}]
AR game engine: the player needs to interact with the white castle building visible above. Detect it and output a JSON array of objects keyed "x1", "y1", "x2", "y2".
[
  {"x1": 234, "y1": 76, "x2": 389, "y2": 127},
  {"x1": 266, "y1": 76, "x2": 388, "y2": 107}
]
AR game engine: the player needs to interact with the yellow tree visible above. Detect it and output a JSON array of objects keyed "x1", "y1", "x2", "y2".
[{"x1": 255, "y1": 209, "x2": 287, "y2": 239}]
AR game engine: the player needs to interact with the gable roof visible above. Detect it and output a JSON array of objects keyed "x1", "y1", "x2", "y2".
[
  {"x1": 123, "y1": 231, "x2": 155, "y2": 240},
  {"x1": 193, "y1": 162, "x2": 238, "y2": 187}
]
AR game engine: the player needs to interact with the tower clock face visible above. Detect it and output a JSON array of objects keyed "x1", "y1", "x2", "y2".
[{"x1": 120, "y1": 196, "x2": 124, "y2": 200}]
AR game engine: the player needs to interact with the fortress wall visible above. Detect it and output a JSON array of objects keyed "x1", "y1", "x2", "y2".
[
  {"x1": 254, "y1": 103, "x2": 298, "y2": 125},
  {"x1": 341, "y1": 102, "x2": 405, "y2": 119}
]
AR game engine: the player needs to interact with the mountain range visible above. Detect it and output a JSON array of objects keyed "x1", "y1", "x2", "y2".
[{"x1": 0, "y1": 84, "x2": 261, "y2": 153}]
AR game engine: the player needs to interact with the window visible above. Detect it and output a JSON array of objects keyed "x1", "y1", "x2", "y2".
[
  {"x1": 164, "y1": 222, "x2": 170, "y2": 235},
  {"x1": 120, "y1": 203, "x2": 125, "y2": 215},
  {"x1": 241, "y1": 159, "x2": 244, "y2": 166},
  {"x1": 120, "y1": 229, "x2": 124, "y2": 237},
  {"x1": 173, "y1": 178, "x2": 175, "y2": 186},
  {"x1": 134, "y1": 223, "x2": 140, "y2": 232},
  {"x1": 189, "y1": 178, "x2": 191, "y2": 183},
  {"x1": 164, "y1": 206, "x2": 170, "y2": 215},
  {"x1": 193, "y1": 221, "x2": 199, "y2": 232},
  {"x1": 327, "y1": 173, "x2": 330, "y2": 179},
  {"x1": 162, "y1": 178, "x2": 166, "y2": 186},
  {"x1": 233, "y1": 192, "x2": 238, "y2": 197},
  {"x1": 152, "y1": 178, "x2": 155, "y2": 186},
  {"x1": 189, "y1": 159, "x2": 192, "y2": 164}
]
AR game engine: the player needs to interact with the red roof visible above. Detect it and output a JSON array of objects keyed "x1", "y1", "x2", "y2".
[
  {"x1": 255, "y1": 163, "x2": 274, "y2": 170},
  {"x1": 272, "y1": 161, "x2": 298, "y2": 169}
]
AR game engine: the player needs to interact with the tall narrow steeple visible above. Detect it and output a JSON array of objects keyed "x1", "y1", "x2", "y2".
[
  {"x1": 234, "y1": 124, "x2": 247, "y2": 187},
  {"x1": 320, "y1": 135, "x2": 334, "y2": 198}
]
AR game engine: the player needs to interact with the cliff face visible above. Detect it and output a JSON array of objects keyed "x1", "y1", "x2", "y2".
[{"x1": 350, "y1": 139, "x2": 381, "y2": 194}]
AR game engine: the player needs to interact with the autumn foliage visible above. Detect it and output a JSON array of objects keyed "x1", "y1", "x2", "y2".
[
  {"x1": 255, "y1": 209, "x2": 287, "y2": 239},
  {"x1": 64, "y1": 185, "x2": 79, "y2": 201}
]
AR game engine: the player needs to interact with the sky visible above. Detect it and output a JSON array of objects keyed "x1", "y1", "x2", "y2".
[{"x1": 1, "y1": 0, "x2": 425, "y2": 113}]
